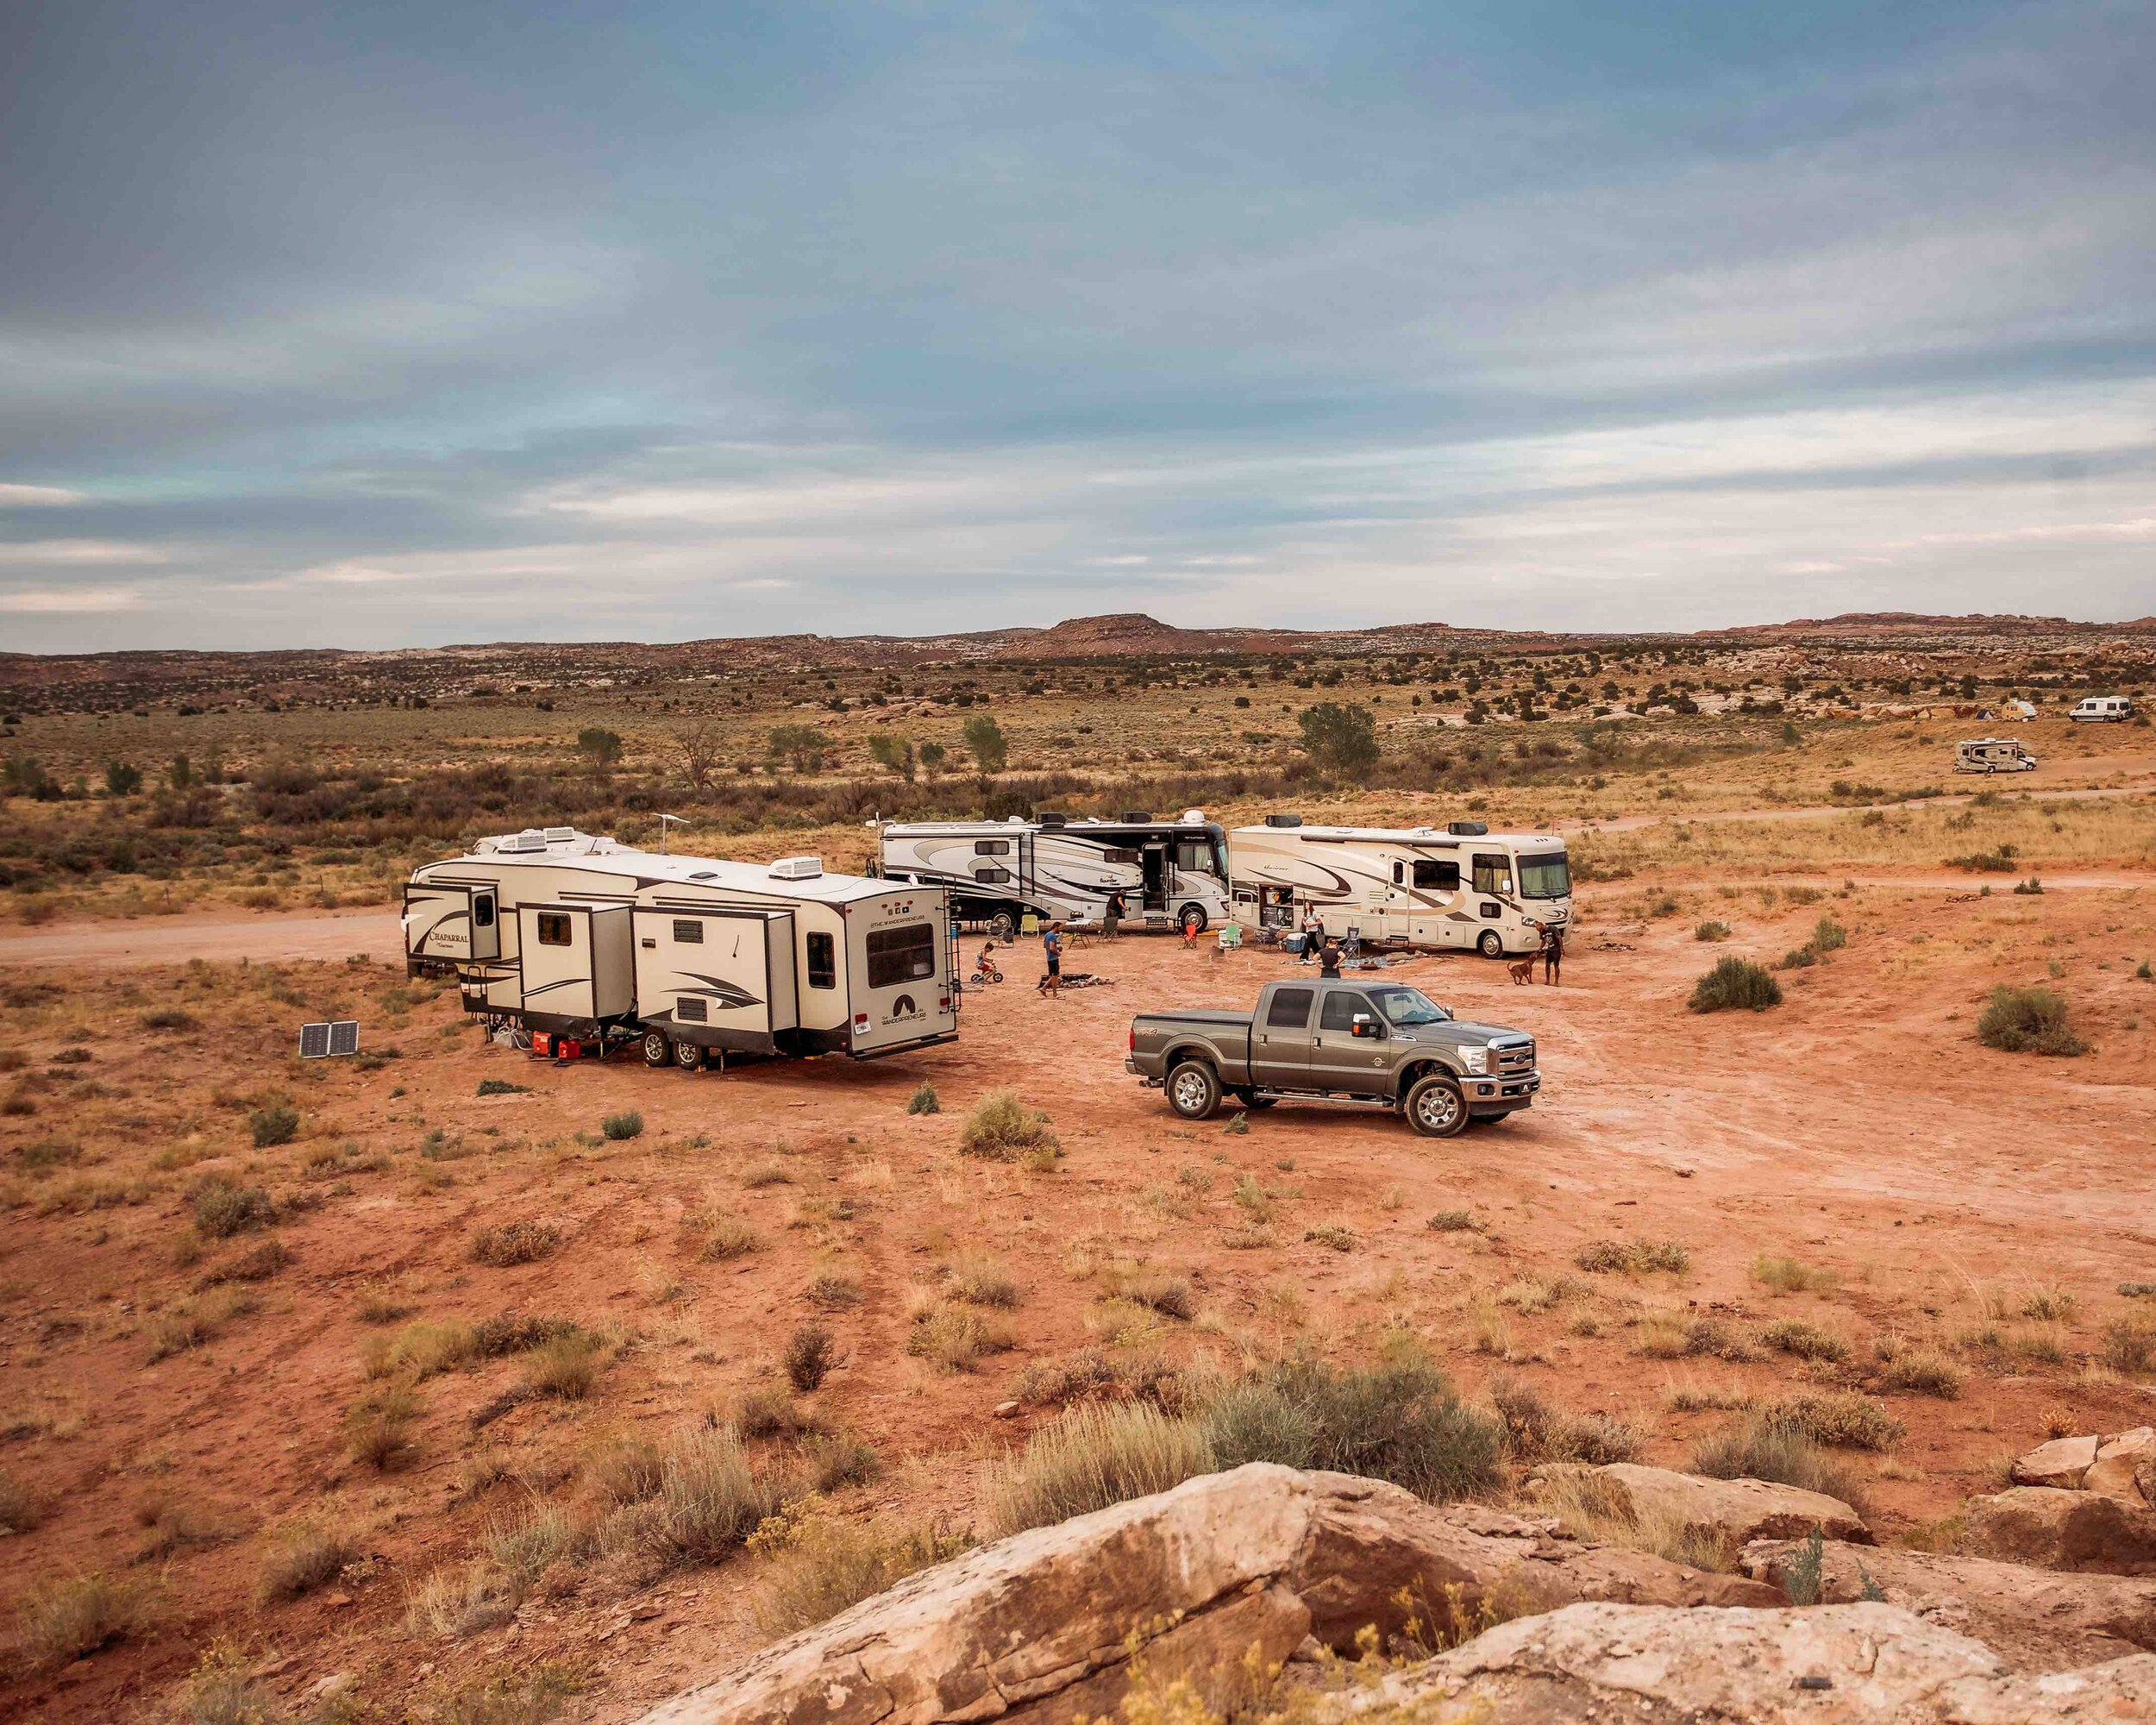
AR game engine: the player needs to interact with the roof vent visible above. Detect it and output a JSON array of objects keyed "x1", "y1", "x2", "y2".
[
  {"x1": 1264, "y1": 812, "x2": 1304, "y2": 828},
  {"x1": 543, "y1": 825, "x2": 578, "y2": 843},
  {"x1": 1447, "y1": 820, "x2": 1489, "y2": 837},
  {"x1": 500, "y1": 829, "x2": 546, "y2": 852},
  {"x1": 1038, "y1": 812, "x2": 1068, "y2": 827},
  {"x1": 1119, "y1": 810, "x2": 1152, "y2": 823},
  {"x1": 768, "y1": 856, "x2": 824, "y2": 880}
]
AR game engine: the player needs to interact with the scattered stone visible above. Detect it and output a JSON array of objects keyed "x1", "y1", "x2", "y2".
[
  {"x1": 304, "y1": 1673, "x2": 354, "y2": 1703},
  {"x1": 2089, "y1": 1431, "x2": 2156, "y2": 1505},
  {"x1": 2014, "y1": 1434, "x2": 2100, "y2": 1490},
  {"x1": 1526, "y1": 1462, "x2": 1871, "y2": 1548},
  {"x1": 1962, "y1": 1487, "x2": 2156, "y2": 1576},
  {"x1": 1744, "y1": 1538, "x2": 2156, "y2": 1672},
  {"x1": 993, "y1": 1400, "x2": 1022, "y2": 1419}
]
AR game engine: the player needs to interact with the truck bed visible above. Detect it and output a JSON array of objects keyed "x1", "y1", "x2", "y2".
[{"x1": 1131, "y1": 1008, "x2": 1252, "y2": 1026}]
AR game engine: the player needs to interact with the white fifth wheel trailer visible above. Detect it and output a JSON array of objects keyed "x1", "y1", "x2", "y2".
[
  {"x1": 1228, "y1": 817, "x2": 1571, "y2": 958},
  {"x1": 874, "y1": 811, "x2": 1232, "y2": 937},
  {"x1": 404, "y1": 827, "x2": 957, "y2": 1069}
]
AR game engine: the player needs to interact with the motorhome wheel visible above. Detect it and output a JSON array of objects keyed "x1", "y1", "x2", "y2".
[
  {"x1": 989, "y1": 909, "x2": 1017, "y2": 941},
  {"x1": 1478, "y1": 931, "x2": 1504, "y2": 958},
  {"x1": 674, "y1": 1042, "x2": 705, "y2": 1073},
  {"x1": 641, "y1": 1030, "x2": 672, "y2": 1068},
  {"x1": 1179, "y1": 905, "x2": 1208, "y2": 933}
]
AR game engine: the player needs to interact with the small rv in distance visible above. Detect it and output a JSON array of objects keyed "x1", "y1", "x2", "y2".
[
  {"x1": 1954, "y1": 737, "x2": 2038, "y2": 775},
  {"x1": 874, "y1": 812, "x2": 1231, "y2": 938},
  {"x1": 1228, "y1": 817, "x2": 1570, "y2": 958},
  {"x1": 405, "y1": 828, "x2": 956, "y2": 1070},
  {"x1": 2070, "y1": 696, "x2": 2135, "y2": 723}
]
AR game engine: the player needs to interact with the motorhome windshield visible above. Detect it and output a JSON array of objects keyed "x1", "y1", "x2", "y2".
[
  {"x1": 1369, "y1": 987, "x2": 1451, "y2": 1027},
  {"x1": 1518, "y1": 852, "x2": 1571, "y2": 900}
]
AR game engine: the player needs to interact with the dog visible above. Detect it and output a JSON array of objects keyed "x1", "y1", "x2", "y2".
[{"x1": 1507, "y1": 955, "x2": 1538, "y2": 985}]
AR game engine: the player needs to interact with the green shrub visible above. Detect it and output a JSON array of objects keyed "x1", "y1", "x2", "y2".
[
  {"x1": 1977, "y1": 986, "x2": 2088, "y2": 1057},
  {"x1": 249, "y1": 1106, "x2": 300, "y2": 1148},
  {"x1": 1810, "y1": 916, "x2": 1847, "y2": 953},
  {"x1": 477, "y1": 1078, "x2": 530, "y2": 1096},
  {"x1": 959, "y1": 1089, "x2": 1062, "y2": 1164},
  {"x1": 599, "y1": 1110, "x2": 644, "y2": 1141},
  {"x1": 1693, "y1": 920, "x2": 1731, "y2": 942},
  {"x1": 1688, "y1": 957, "x2": 1781, "y2": 1013},
  {"x1": 906, "y1": 1082, "x2": 940, "y2": 1116},
  {"x1": 194, "y1": 1178, "x2": 275, "y2": 1238}
]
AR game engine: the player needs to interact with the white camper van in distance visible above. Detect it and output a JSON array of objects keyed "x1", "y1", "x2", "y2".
[
  {"x1": 1228, "y1": 817, "x2": 1571, "y2": 957},
  {"x1": 404, "y1": 828, "x2": 957, "y2": 1069},
  {"x1": 874, "y1": 812, "x2": 1232, "y2": 937},
  {"x1": 2069, "y1": 696, "x2": 2134, "y2": 723}
]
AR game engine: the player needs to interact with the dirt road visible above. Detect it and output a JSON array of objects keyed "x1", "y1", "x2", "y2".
[{"x1": 0, "y1": 908, "x2": 401, "y2": 969}]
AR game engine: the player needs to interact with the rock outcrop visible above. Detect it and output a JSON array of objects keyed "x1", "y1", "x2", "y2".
[
  {"x1": 632, "y1": 1464, "x2": 1776, "y2": 1725},
  {"x1": 1526, "y1": 1461, "x2": 1870, "y2": 1549},
  {"x1": 2010, "y1": 1427, "x2": 2155, "y2": 1503},
  {"x1": 1744, "y1": 1537, "x2": 2156, "y2": 1672},
  {"x1": 1962, "y1": 1486, "x2": 2156, "y2": 1576},
  {"x1": 1319, "y1": 1602, "x2": 2156, "y2": 1723}
]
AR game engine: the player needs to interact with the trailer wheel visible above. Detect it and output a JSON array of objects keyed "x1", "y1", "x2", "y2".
[
  {"x1": 1179, "y1": 904, "x2": 1208, "y2": 934},
  {"x1": 1477, "y1": 930, "x2": 1504, "y2": 959},
  {"x1": 1405, "y1": 1073, "x2": 1469, "y2": 1138},
  {"x1": 641, "y1": 1030, "x2": 672, "y2": 1068},
  {"x1": 989, "y1": 908, "x2": 1017, "y2": 942},
  {"x1": 674, "y1": 1042, "x2": 705, "y2": 1073},
  {"x1": 1167, "y1": 1060, "x2": 1221, "y2": 1121}
]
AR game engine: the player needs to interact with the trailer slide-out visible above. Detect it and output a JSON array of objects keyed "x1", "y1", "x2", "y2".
[{"x1": 404, "y1": 827, "x2": 957, "y2": 1070}]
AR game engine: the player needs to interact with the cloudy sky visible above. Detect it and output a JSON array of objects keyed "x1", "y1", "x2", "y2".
[{"x1": 3, "y1": 1, "x2": 2153, "y2": 651}]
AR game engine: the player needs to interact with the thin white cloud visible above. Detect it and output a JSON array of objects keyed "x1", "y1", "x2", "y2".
[
  {"x1": 0, "y1": 586, "x2": 145, "y2": 612},
  {"x1": 0, "y1": 483, "x2": 85, "y2": 507},
  {"x1": 0, "y1": 540, "x2": 168, "y2": 565}
]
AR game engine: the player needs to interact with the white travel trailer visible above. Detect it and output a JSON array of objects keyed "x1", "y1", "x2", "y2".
[
  {"x1": 2070, "y1": 696, "x2": 2134, "y2": 723},
  {"x1": 1953, "y1": 737, "x2": 2037, "y2": 774},
  {"x1": 404, "y1": 827, "x2": 956, "y2": 1069},
  {"x1": 1228, "y1": 817, "x2": 1571, "y2": 958},
  {"x1": 874, "y1": 812, "x2": 1232, "y2": 937}
]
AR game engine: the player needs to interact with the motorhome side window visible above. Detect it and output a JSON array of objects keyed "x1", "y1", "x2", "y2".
[
  {"x1": 1471, "y1": 855, "x2": 1511, "y2": 895},
  {"x1": 1265, "y1": 987, "x2": 1315, "y2": 1029},
  {"x1": 975, "y1": 866, "x2": 1011, "y2": 884},
  {"x1": 672, "y1": 919, "x2": 704, "y2": 944},
  {"x1": 1391, "y1": 862, "x2": 1404, "y2": 884},
  {"x1": 974, "y1": 839, "x2": 1011, "y2": 856},
  {"x1": 805, "y1": 933, "x2": 837, "y2": 988},
  {"x1": 1413, "y1": 859, "x2": 1459, "y2": 890},
  {"x1": 473, "y1": 896, "x2": 494, "y2": 927},
  {"x1": 536, "y1": 913, "x2": 572, "y2": 946},
  {"x1": 1175, "y1": 840, "x2": 1213, "y2": 872},
  {"x1": 1103, "y1": 847, "x2": 1140, "y2": 865},
  {"x1": 867, "y1": 924, "x2": 936, "y2": 988}
]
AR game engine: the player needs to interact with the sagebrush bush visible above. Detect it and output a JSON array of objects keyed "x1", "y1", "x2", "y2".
[
  {"x1": 1692, "y1": 1412, "x2": 1870, "y2": 1515},
  {"x1": 0, "y1": 1467, "x2": 41, "y2": 1534},
  {"x1": 958, "y1": 1089, "x2": 1062, "y2": 1164},
  {"x1": 1877, "y1": 1347, "x2": 1962, "y2": 1399},
  {"x1": 1750, "y1": 1254, "x2": 1836, "y2": 1295},
  {"x1": 1489, "y1": 1373, "x2": 1643, "y2": 1465},
  {"x1": 12, "y1": 1571, "x2": 157, "y2": 1667},
  {"x1": 470, "y1": 1218, "x2": 561, "y2": 1266},
  {"x1": 343, "y1": 1386, "x2": 421, "y2": 1469},
  {"x1": 1694, "y1": 920, "x2": 1731, "y2": 942},
  {"x1": 748, "y1": 1497, "x2": 965, "y2": 1634},
  {"x1": 248, "y1": 1105, "x2": 300, "y2": 1148},
  {"x1": 1977, "y1": 986, "x2": 2088, "y2": 1057},
  {"x1": 1760, "y1": 1320, "x2": 1849, "y2": 1364},
  {"x1": 1688, "y1": 957, "x2": 1781, "y2": 1013},
  {"x1": 2102, "y1": 1315, "x2": 2156, "y2": 1375},
  {"x1": 600, "y1": 1110, "x2": 644, "y2": 1141},
  {"x1": 785, "y1": 1324, "x2": 837, "y2": 1391},
  {"x1": 1576, "y1": 1239, "x2": 1689, "y2": 1275},
  {"x1": 521, "y1": 1330, "x2": 607, "y2": 1400},
  {"x1": 258, "y1": 1522, "x2": 360, "y2": 1603},
  {"x1": 1764, "y1": 1391, "x2": 1903, "y2": 1452},
  {"x1": 194, "y1": 1178, "x2": 275, "y2": 1239},
  {"x1": 652, "y1": 1429, "x2": 782, "y2": 1562},
  {"x1": 906, "y1": 1082, "x2": 940, "y2": 1116}
]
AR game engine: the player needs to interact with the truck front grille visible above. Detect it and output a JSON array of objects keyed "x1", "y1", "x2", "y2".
[{"x1": 1494, "y1": 1039, "x2": 1536, "y2": 1076}]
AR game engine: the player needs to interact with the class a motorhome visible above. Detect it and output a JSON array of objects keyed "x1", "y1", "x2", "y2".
[
  {"x1": 2069, "y1": 695, "x2": 2134, "y2": 723},
  {"x1": 874, "y1": 811, "x2": 1232, "y2": 937},
  {"x1": 1228, "y1": 816, "x2": 1571, "y2": 958},
  {"x1": 1953, "y1": 737, "x2": 2037, "y2": 774},
  {"x1": 404, "y1": 828, "x2": 956, "y2": 1069}
]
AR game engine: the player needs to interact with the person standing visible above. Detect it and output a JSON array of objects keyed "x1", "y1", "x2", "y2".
[
  {"x1": 1103, "y1": 889, "x2": 1124, "y2": 941},
  {"x1": 1319, "y1": 936, "x2": 1343, "y2": 978},
  {"x1": 1038, "y1": 919, "x2": 1064, "y2": 998},
  {"x1": 1541, "y1": 920, "x2": 1564, "y2": 986}
]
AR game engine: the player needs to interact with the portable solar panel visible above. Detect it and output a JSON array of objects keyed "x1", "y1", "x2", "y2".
[
  {"x1": 328, "y1": 1020, "x2": 360, "y2": 1057},
  {"x1": 298, "y1": 1022, "x2": 332, "y2": 1058}
]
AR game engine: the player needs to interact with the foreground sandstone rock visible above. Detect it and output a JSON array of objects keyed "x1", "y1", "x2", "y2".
[
  {"x1": 633, "y1": 1464, "x2": 1775, "y2": 1725},
  {"x1": 2010, "y1": 1427, "x2": 2156, "y2": 1502},
  {"x1": 1962, "y1": 1485, "x2": 2156, "y2": 1575},
  {"x1": 1743, "y1": 1537, "x2": 2156, "y2": 1672},
  {"x1": 1526, "y1": 1460, "x2": 1870, "y2": 1549},
  {"x1": 1321, "y1": 1603, "x2": 2156, "y2": 1723}
]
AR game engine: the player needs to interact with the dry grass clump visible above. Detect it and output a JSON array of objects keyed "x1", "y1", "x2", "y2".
[
  {"x1": 429, "y1": 1664, "x2": 580, "y2": 1725},
  {"x1": 586, "y1": 1433, "x2": 666, "y2": 1507},
  {"x1": 983, "y1": 1402, "x2": 1214, "y2": 1537},
  {"x1": 649, "y1": 1429, "x2": 785, "y2": 1562},
  {"x1": 802, "y1": 1433, "x2": 881, "y2": 1492},
  {"x1": 0, "y1": 1468, "x2": 42, "y2": 1534},
  {"x1": 1010, "y1": 1346, "x2": 1125, "y2": 1408},
  {"x1": 1576, "y1": 1239, "x2": 1690, "y2": 1276},
  {"x1": 1764, "y1": 1391, "x2": 1903, "y2": 1452},
  {"x1": 805, "y1": 1271, "x2": 863, "y2": 1310},
  {"x1": 699, "y1": 1214, "x2": 762, "y2": 1260},
  {"x1": 747, "y1": 1496, "x2": 966, "y2": 1634},
  {"x1": 1100, "y1": 1265, "x2": 1195, "y2": 1320},
  {"x1": 1633, "y1": 1309, "x2": 1753, "y2": 1362},
  {"x1": 520, "y1": 1330, "x2": 608, "y2": 1400},
  {"x1": 784, "y1": 1324, "x2": 837, "y2": 1391},
  {"x1": 1526, "y1": 1467, "x2": 1728, "y2": 1572},
  {"x1": 1426, "y1": 1210, "x2": 1483, "y2": 1233},
  {"x1": 1977, "y1": 985, "x2": 2089, "y2": 1057},
  {"x1": 11, "y1": 1571, "x2": 159, "y2": 1667},
  {"x1": 471, "y1": 1218, "x2": 561, "y2": 1266},
  {"x1": 1761, "y1": 1320, "x2": 1850, "y2": 1364},
  {"x1": 258, "y1": 1521, "x2": 360, "y2": 1603},
  {"x1": 906, "y1": 1305, "x2": 1015, "y2": 1374},
  {"x1": 1489, "y1": 1374, "x2": 1643, "y2": 1465},
  {"x1": 1751, "y1": 1254, "x2": 1838, "y2": 1295},
  {"x1": 1693, "y1": 1411, "x2": 1871, "y2": 1514},
  {"x1": 473, "y1": 1311, "x2": 578, "y2": 1356},
  {"x1": 1875, "y1": 1346, "x2": 1962, "y2": 1399},
  {"x1": 1303, "y1": 1225, "x2": 1357, "y2": 1255},
  {"x1": 193, "y1": 1177, "x2": 276, "y2": 1239},
  {"x1": 363, "y1": 1318, "x2": 479, "y2": 1381},
  {"x1": 958, "y1": 1089, "x2": 1063, "y2": 1166},
  {"x1": 182, "y1": 1640, "x2": 279, "y2": 1725},
  {"x1": 343, "y1": 1385, "x2": 422, "y2": 1469},
  {"x1": 2100, "y1": 1314, "x2": 2156, "y2": 1376},
  {"x1": 946, "y1": 1252, "x2": 1021, "y2": 1308},
  {"x1": 201, "y1": 1239, "x2": 291, "y2": 1284},
  {"x1": 735, "y1": 1387, "x2": 821, "y2": 1440}
]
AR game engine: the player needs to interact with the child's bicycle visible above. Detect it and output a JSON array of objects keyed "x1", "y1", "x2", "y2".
[{"x1": 969, "y1": 944, "x2": 1006, "y2": 985}]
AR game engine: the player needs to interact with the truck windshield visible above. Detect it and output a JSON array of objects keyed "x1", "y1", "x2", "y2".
[
  {"x1": 1518, "y1": 852, "x2": 1571, "y2": 900},
  {"x1": 1369, "y1": 987, "x2": 1450, "y2": 1027}
]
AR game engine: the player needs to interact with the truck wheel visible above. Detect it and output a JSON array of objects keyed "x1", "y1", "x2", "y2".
[
  {"x1": 1179, "y1": 905, "x2": 1208, "y2": 934},
  {"x1": 674, "y1": 1042, "x2": 705, "y2": 1073},
  {"x1": 1477, "y1": 930, "x2": 1504, "y2": 959},
  {"x1": 641, "y1": 1029, "x2": 672, "y2": 1068},
  {"x1": 1167, "y1": 1060, "x2": 1221, "y2": 1121},
  {"x1": 1405, "y1": 1073, "x2": 1469, "y2": 1138},
  {"x1": 989, "y1": 909, "x2": 1017, "y2": 942}
]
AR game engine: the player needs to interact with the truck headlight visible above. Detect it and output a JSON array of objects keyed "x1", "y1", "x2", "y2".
[{"x1": 1459, "y1": 1045, "x2": 1489, "y2": 1075}]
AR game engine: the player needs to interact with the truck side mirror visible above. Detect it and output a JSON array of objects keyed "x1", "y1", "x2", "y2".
[{"x1": 1351, "y1": 1013, "x2": 1381, "y2": 1038}]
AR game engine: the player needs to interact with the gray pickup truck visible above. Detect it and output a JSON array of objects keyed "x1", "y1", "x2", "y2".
[{"x1": 1125, "y1": 978, "x2": 1538, "y2": 1138}]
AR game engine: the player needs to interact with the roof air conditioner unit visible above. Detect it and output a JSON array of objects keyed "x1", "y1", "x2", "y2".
[
  {"x1": 502, "y1": 830, "x2": 546, "y2": 852},
  {"x1": 1447, "y1": 820, "x2": 1489, "y2": 837},
  {"x1": 1038, "y1": 812, "x2": 1068, "y2": 826},
  {"x1": 1264, "y1": 813, "x2": 1304, "y2": 828},
  {"x1": 543, "y1": 826, "x2": 578, "y2": 843},
  {"x1": 769, "y1": 856, "x2": 824, "y2": 880},
  {"x1": 1119, "y1": 810, "x2": 1152, "y2": 823}
]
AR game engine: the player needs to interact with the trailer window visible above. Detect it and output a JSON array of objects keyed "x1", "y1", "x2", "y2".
[
  {"x1": 536, "y1": 913, "x2": 572, "y2": 947},
  {"x1": 1413, "y1": 859, "x2": 1460, "y2": 891},
  {"x1": 805, "y1": 932, "x2": 836, "y2": 989},
  {"x1": 1265, "y1": 987, "x2": 1315, "y2": 1030},
  {"x1": 974, "y1": 839, "x2": 1011, "y2": 856},
  {"x1": 672, "y1": 919, "x2": 704, "y2": 944},
  {"x1": 1471, "y1": 855, "x2": 1511, "y2": 896},
  {"x1": 473, "y1": 895, "x2": 494, "y2": 927},
  {"x1": 1518, "y1": 853, "x2": 1571, "y2": 900},
  {"x1": 867, "y1": 923, "x2": 936, "y2": 988}
]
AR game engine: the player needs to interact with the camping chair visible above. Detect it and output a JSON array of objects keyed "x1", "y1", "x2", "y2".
[
  {"x1": 1018, "y1": 913, "x2": 1042, "y2": 938},
  {"x1": 1217, "y1": 922, "x2": 1244, "y2": 950}
]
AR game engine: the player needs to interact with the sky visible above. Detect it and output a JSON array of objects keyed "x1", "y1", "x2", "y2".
[{"x1": 3, "y1": 0, "x2": 2153, "y2": 652}]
